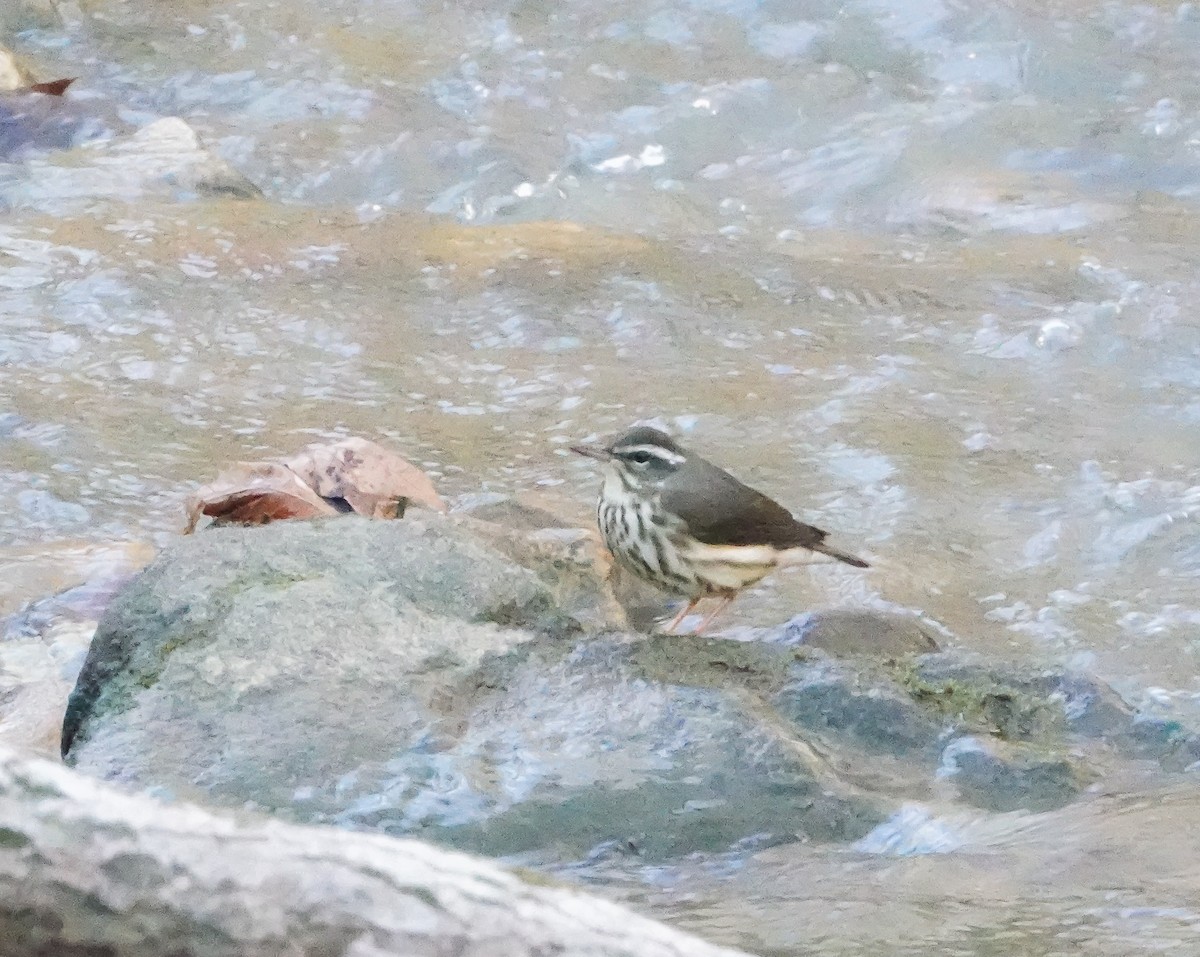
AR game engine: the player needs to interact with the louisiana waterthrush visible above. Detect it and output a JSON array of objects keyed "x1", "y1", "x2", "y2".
[{"x1": 571, "y1": 425, "x2": 868, "y2": 634}]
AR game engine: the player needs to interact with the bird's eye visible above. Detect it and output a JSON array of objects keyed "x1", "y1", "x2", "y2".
[{"x1": 629, "y1": 450, "x2": 652, "y2": 465}]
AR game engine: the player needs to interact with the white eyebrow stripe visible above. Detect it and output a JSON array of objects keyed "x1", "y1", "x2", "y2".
[{"x1": 614, "y1": 444, "x2": 686, "y2": 465}]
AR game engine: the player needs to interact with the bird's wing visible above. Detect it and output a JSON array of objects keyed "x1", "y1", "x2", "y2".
[{"x1": 660, "y1": 458, "x2": 829, "y2": 550}]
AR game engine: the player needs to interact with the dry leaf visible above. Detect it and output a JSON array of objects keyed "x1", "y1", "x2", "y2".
[
  {"x1": 26, "y1": 78, "x2": 75, "y2": 97},
  {"x1": 184, "y1": 462, "x2": 338, "y2": 533},
  {"x1": 283, "y1": 437, "x2": 447, "y2": 519},
  {"x1": 184, "y1": 438, "x2": 446, "y2": 532}
]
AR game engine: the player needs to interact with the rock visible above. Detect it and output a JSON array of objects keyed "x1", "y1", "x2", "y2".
[
  {"x1": 773, "y1": 609, "x2": 940, "y2": 657},
  {"x1": 454, "y1": 492, "x2": 667, "y2": 631},
  {"x1": 901, "y1": 652, "x2": 1132, "y2": 741},
  {"x1": 2, "y1": 116, "x2": 260, "y2": 211},
  {"x1": 0, "y1": 745, "x2": 753, "y2": 957},
  {"x1": 938, "y1": 735, "x2": 1088, "y2": 813},
  {"x1": 59, "y1": 514, "x2": 1190, "y2": 869},
  {"x1": 102, "y1": 116, "x2": 263, "y2": 198},
  {"x1": 367, "y1": 637, "x2": 882, "y2": 859},
  {"x1": 1121, "y1": 715, "x2": 1200, "y2": 771},
  {"x1": 451, "y1": 491, "x2": 582, "y2": 532},
  {"x1": 902, "y1": 656, "x2": 1200, "y2": 770},
  {"x1": 61, "y1": 517, "x2": 883, "y2": 862},
  {"x1": 61, "y1": 516, "x2": 573, "y2": 763},
  {"x1": 629, "y1": 632, "x2": 796, "y2": 693},
  {"x1": 0, "y1": 82, "x2": 104, "y2": 160},
  {"x1": 774, "y1": 658, "x2": 946, "y2": 757},
  {"x1": 456, "y1": 512, "x2": 634, "y2": 632}
]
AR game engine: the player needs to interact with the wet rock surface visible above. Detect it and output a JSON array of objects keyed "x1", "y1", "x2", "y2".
[
  {"x1": 60, "y1": 514, "x2": 1196, "y2": 872},
  {"x1": 937, "y1": 735, "x2": 1088, "y2": 813},
  {"x1": 773, "y1": 609, "x2": 940, "y2": 657},
  {"x1": 0, "y1": 744, "x2": 752, "y2": 957},
  {"x1": 0, "y1": 82, "x2": 102, "y2": 160},
  {"x1": 60, "y1": 515, "x2": 585, "y2": 769},
  {"x1": 775, "y1": 659, "x2": 946, "y2": 758}
]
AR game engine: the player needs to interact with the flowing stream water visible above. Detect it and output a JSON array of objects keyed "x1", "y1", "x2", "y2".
[{"x1": 2, "y1": 0, "x2": 1199, "y2": 953}]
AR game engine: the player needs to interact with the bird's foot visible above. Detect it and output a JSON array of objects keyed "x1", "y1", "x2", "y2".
[
  {"x1": 659, "y1": 597, "x2": 700, "y2": 635},
  {"x1": 657, "y1": 594, "x2": 736, "y2": 635}
]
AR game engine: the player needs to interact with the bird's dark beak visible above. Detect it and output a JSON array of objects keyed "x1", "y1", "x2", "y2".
[{"x1": 570, "y1": 443, "x2": 613, "y2": 461}]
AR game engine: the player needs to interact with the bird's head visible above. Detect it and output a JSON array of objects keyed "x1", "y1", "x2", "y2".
[{"x1": 571, "y1": 426, "x2": 687, "y2": 491}]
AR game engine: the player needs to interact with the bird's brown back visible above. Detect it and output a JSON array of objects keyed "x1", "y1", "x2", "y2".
[{"x1": 659, "y1": 454, "x2": 830, "y2": 551}]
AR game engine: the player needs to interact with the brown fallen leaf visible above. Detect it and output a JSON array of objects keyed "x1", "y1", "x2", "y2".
[
  {"x1": 283, "y1": 436, "x2": 447, "y2": 519},
  {"x1": 184, "y1": 462, "x2": 338, "y2": 533},
  {"x1": 184, "y1": 438, "x2": 446, "y2": 533},
  {"x1": 26, "y1": 78, "x2": 75, "y2": 97}
]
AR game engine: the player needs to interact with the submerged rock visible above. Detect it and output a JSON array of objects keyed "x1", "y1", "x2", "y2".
[
  {"x1": 0, "y1": 745, "x2": 752, "y2": 957},
  {"x1": 0, "y1": 82, "x2": 104, "y2": 160},
  {"x1": 937, "y1": 735, "x2": 1088, "y2": 812},
  {"x1": 1, "y1": 116, "x2": 260, "y2": 210},
  {"x1": 775, "y1": 658, "x2": 945, "y2": 757}
]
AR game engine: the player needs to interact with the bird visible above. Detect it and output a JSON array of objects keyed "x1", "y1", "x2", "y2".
[{"x1": 571, "y1": 425, "x2": 868, "y2": 635}]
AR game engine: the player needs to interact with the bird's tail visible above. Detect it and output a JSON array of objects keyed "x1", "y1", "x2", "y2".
[{"x1": 812, "y1": 541, "x2": 869, "y2": 568}]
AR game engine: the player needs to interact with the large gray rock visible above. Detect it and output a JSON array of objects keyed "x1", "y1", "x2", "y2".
[
  {"x1": 0, "y1": 745, "x2": 753, "y2": 957},
  {"x1": 62, "y1": 516, "x2": 578, "y2": 777},
  {"x1": 60, "y1": 513, "x2": 1188, "y2": 867},
  {"x1": 62, "y1": 517, "x2": 883, "y2": 861}
]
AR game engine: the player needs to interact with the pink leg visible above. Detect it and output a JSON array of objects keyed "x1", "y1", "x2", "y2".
[
  {"x1": 662, "y1": 597, "x2": 701, "y2": 635},
  {"x1": 693, "y1": 593, "x2": 736, "y2": 635}
]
